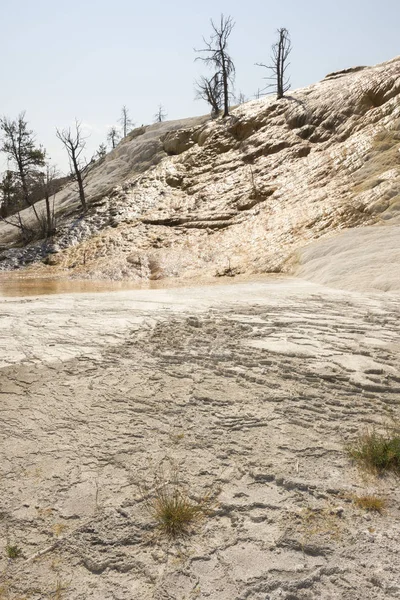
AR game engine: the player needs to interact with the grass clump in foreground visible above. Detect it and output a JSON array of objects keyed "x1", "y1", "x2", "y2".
[
  {"x1": 347, "y1": 425, "x2": 400, "y2": 476},
  {"x1": 144, "y1": 469, "x2": 211, "y2": 538},
  {"x1": 5, "y1": 544, "x2": 22, "y2": 559},
  {"x1": 153, "y1": 488, "x2": 205, "y2": 538},
  {"x1": 353, "y1": 494, "x2": 386, "y2": 513}
]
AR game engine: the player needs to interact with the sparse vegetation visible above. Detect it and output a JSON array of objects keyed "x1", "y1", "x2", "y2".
[
  {"x1": 170, "y1": 431, "x2": 185, "y2": 444},
  {"x1": 6, "y1": 544, "x2": 22, "y2": 559},
  {"x1": 144, "y1": 469, "x2": 211, "y2": 538},
  {"x1": 347, "y1": 424, "x2": 400, "y2": 476},
  {"x1": 353, "y1": 494, "x2": 386, "y2": 513},
  {"x1": 295, "y1": 505, "x2": 344, "y2": 547},
  {"x1": 152, "y1": 488, "x2": 207, "y2": 538},
  {"x1": 52, "y1": 523, "x2": 68, "y2": 537},
  {"x1": 53, "y1": 578, "x2": 69, "y2": 600}
]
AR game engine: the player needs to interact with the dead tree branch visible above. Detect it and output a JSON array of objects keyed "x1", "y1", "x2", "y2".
[
  {"x1": 195, "y1": 14, "x2": 235, "y2": 118},
  {"x1": 256, "y1": 27, "x2": 292, "y2": 100},
  {"x1": 56, "y1": 120, "x2": 94, "y2": 212},
  {"x1": 195, "y1": 74, "x2": 223, "y2": 118}
]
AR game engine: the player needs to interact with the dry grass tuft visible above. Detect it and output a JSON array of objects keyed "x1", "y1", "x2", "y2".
[
  {"x1": 143, "y1": 468, "x2": 211, "y2": 538},
  {"x1": 353, "y1": 494, "x2": 386, "y2": 513},
  {"x1": 153, "y1": 488, "x2": 205, "y2": 538},
  {"x1": 52, "y1": 523, "x2": 68, "y2": 537},
  {"x1": 347, "y1": 424, "x2": 400, "y2": 476},
  {"x1": 53, "y1": 579, "x2": 69, "y2": 600},
  {"x1": 297, "y1": 505, "x2": 344, "y2": 542}
]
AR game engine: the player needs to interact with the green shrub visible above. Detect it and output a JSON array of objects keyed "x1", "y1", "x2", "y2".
[
  {"x1": 5, "y1": 544, "x2": 22, "y2": 559},
  {"x1": 347, "y1": 426, "x2": 400, "y2": 475}
]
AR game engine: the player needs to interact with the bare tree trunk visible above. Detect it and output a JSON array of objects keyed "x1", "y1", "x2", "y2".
[
  {"x1": 276, "y1": 38, "x2": 282, "y2": 98},
  {"x1": 45, "y1": 192, "x2": 51, "y2": 237},
  {"x1": 221, "y1": 54, "x2": 229, "y2": 117},
  {"x1": 73, "y1": 154, "x2": 87, "y2": 212},
  {"x1": 119, "y1": 106, "x2": 133, "y2": 138},
  {"x1": 18, "y1": 164, "x2": 41, "y2": 222},
  {"x1": 276, "y1": 33, "x2": 286, "y2": 99}
]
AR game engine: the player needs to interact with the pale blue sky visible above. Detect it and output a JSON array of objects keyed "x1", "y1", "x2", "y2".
[{"x1": 1, "y1": 0, "x2": 399, "y2": 171}]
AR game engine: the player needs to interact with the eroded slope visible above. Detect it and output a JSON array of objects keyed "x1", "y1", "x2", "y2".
[{"x1": 1, "y1": 57, "x2": 400, "y2": 290}]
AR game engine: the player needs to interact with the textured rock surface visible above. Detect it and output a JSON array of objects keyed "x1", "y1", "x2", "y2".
[
  {"x1": 1, "y1": 56, "x2": 400, "y2": 599},
  {"x1": 296, "y1": 224, "x2": 400, "y2": 292},
  {"x1": 0, "y1": 280, "x2": 400, "y2": 599},
  {"x1": 0, "y1": 57, "x2": 399, "y2": 292}
]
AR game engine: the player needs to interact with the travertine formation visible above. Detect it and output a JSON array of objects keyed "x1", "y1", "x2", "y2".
[
  {"x1": 0, "y1": 281, "x2": 400, "y2": 599},
  {"x1": 1, "y1": 57, "x2": 400, "y2": 599},
  {"x1": 0, "y1": 57, "x2": 399, "y2": 291}
]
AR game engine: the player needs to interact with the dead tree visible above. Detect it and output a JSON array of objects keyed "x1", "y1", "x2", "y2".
[
  {"x1": 41, "y1": 164, "x2": 59, "y2": 237},
  {"x1": 154, "y1": 104, "x2": 167, "y2": 123},
  {"x1": 235, "y1": 91, "x2": 247, "y2": 105},
  {"x1": 196, "y1": 15, "x2": 235, "y2": 118},
  {"x1": 107, "y1": 126, "x2": 120, "y2": 149},
  {"x1": 195, "y1": 74, "x2": 223, "y2": 118},
  {"x1": 256, "y1": 28, "x2": 292, "y2": 99},
  {"x1": 56, "y1": 120, "x2": 93, "y2": 212},
  {"x1": 119, "y1": 106, "x2": 133, "y2": 138}
]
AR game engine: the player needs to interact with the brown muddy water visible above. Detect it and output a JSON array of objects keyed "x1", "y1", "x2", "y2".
[
  {"x1": 0, "y1": 275, "x2": 157, "y2": 297},
  {"x1": 0, "y1": 273, "x2": 283, "y2": 297}
]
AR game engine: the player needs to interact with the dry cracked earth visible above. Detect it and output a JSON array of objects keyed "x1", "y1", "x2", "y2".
[{"x1": 1, "y1": 279, "x2": 400, "y2": 599}]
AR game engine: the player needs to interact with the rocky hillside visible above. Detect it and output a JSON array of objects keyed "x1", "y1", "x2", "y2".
[{"x1": 1, "y1": 56, "x2": 399, "y2": 291}]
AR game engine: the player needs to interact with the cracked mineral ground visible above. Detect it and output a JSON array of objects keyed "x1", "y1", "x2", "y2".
[{"x1": 0, "y1": 279, "x2": 399, "y2": 599}]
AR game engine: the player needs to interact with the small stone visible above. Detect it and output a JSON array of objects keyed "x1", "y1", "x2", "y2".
[
  {"x1": 331, "y1": 506, "x2": 344, "y2": 517},
  {"x1": 187, "y1": 316, "x2": 202, "y2": 328}
]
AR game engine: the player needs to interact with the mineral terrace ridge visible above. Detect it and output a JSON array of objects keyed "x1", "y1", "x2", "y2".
[
  {"x1": 0, "y1": 56, "x2": 399, "y2": 289},
  {"x1": 0, "y1": 58, "x2": 400, "y2": 600}
]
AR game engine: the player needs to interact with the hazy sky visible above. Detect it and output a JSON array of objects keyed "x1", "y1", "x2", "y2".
[{"x1": 1, "y1": 0, "x2": 399, "y2": 171}]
